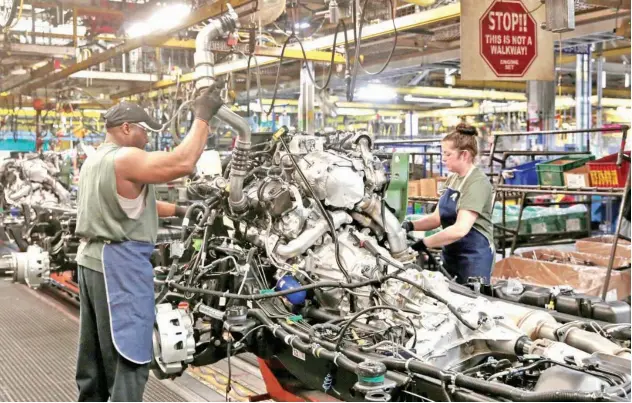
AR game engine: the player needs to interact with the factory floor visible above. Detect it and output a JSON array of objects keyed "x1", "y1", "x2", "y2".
[{"x1": 0, "y1": 276, "x2": 269, "y2": 402}]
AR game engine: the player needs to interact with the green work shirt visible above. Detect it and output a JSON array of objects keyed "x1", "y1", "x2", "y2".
[
  {"x1": 75, "y1": 143, "x2": 158, "y2": 272},
  {"x1": 445, "y1": 166, "x2": 494, "y2": 246}
]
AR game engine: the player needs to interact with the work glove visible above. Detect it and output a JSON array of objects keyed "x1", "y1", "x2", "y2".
[
  {"x1": 193, "y1": 82, "x2": 224, "y2": 124},
  {"x1": 401, "y1": 220, "x2": 414, "y2": 233}
]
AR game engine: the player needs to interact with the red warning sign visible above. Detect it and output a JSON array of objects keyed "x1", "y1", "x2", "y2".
[{"x1": 479, "y1": 0, "x2": 537, "y2": 77}]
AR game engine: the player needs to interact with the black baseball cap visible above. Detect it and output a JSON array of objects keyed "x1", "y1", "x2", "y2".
[{"x1": 103, "y1": 102, "x2": 162, "y2": 131}]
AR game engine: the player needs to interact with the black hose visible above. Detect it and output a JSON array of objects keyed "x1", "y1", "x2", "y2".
[
  {"x1": 156, "y1": 202, "x2": 209, "y2": 303},
  {"x1": 256, "y1": 309, "x2": 614, "y2": 402},
  {"x1": 180, "y1": 202, "x2": 206, "y2": 242},
  {"x1": 161, "y1": 275, "x2": 390, "y2": 301}
]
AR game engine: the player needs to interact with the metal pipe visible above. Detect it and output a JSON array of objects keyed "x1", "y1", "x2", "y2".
[
  {"x1": 492, "y1": 126, "x2": 629, "y2": 137},
  {"x1": 601, "y1": 163, "x2": 630, "y2": 300},
  {"x1": 496, "y1": 185, "x2": 625, "y2": 197},
  {"x1": 193, "y1": 5, "x2": 238, "y2": 90},
  {"x1": 193, "y1": 6, "x2": 251, "y2": 213},
  {"x1": 218, "y1": 107, "x2": 252, "y2": 212},
  {"x1": 495, "y1": 302, "x2": 631, "y2": 359},
  {"x1": 357, "y1": 195, "x2": 408, "y2": 256},
  {"x1": 374, "y1": 138, "x2": 442, "y2": 145},
  {"x1": 276, "y1": 211, "x2": 352, "y2": 259}
]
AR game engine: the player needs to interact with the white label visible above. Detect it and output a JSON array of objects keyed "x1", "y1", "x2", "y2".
[
  {"x1": 566, "y1": 218, "x2": 581, "y2": 232},
  {"x1": 292, "y1": 348, "x2": 306, "y2": 361},
  {"x1": 531, "y1": 222, "x2": 547, "y2": 234},
  {"x1": 219, "y1": 297, "x2": 227, "y2": 307},
  {"x1": 566, "y1": 174, "x2": 587, "y2": 188}
]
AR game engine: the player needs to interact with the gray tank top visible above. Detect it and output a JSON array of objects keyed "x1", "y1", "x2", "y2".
[{"x1": 75, "y1": 143, "x2": 158, "y2": 272}]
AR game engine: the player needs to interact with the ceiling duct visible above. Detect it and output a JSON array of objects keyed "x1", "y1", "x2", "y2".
[{"x1": 239, "y1": 0, "x2": 286, "y2": 27}]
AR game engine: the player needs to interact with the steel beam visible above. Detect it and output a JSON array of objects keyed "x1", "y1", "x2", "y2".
[
  {"x1": 0, "y1": 43, "x2": 75, "y2": 57},
  {"x1": 7, "y1": 0, "x2": 255, "y2": 94},
  {"x1": 0, "y1": 60, "x2": 58, "y2": 93},
  {"x1": 161, "y1": 38, "x2": 346, "y2": 63},
  {"x1": 69, "y1": 70, "x2": 163, "y2": 82}
]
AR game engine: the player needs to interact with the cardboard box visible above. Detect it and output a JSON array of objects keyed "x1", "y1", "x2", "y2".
[
  {"x1": 418, "y1": 178, "x2": 438, "y2": 198},
  {"x1": 492, "y1": 256, "x2": 631, "y2": 301},
  {"x1": 407, "y1": 181, "x2": 420, "y2": 197},
  {"x1": 518, "y1": 248, "x2": 630, "y2": 269},
  {"x1": 575, "y1": 236, "x2": 631, "y2": 258},
  {"x1": 564, "y1": 165, "x2": 591, "y2": 188}
]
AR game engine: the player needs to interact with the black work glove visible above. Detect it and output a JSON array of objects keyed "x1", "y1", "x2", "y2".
[
  {"x1": 401, "y1": 220, "x2": 414, "y2": 233},
  {"x1": 411, "y1": 238, "x2": 428, "y2": 253},
  {"x1": 194, "y1": 83, "x2": 224, "y2": 124}
]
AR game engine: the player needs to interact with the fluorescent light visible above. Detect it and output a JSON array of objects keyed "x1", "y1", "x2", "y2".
[
  {"x1": 403, "y1": 95, "x2": 468, "y2": 107},
  {"x1": 356, "y1": 85, "x2": 397, "y2": 102},
  {"x1": 294, "y1": 22, "x2": 310, "y2": 29},
  {"x1": 126, "y1": 3, "x2": 190, "y2": 38}
]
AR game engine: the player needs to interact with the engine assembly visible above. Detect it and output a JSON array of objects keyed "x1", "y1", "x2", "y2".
[
  {"x1": 151, "y1": 127, "x2": 631, "y2": 402},
  {"x1": 0, "y1": 152, "x2": 72, "y2": 210}
]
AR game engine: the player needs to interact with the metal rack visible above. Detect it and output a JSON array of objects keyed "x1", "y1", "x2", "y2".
[
  {"x1": 489, "y1": 126, "x2": 630, "y2": 300},
  {"x1": 375, "y1": 138, "x2": 444, "y2": 179}
]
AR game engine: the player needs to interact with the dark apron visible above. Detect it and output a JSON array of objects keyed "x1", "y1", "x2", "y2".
[
  {"x1": 102, "y1": 240, "x2": 155, "y2": 364},
  {"x1": 439, "y1": 170, "x2": 494, "y2": 284}
]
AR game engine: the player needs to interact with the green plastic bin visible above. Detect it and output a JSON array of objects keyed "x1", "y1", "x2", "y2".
[
  {"x1": 527, "y1": 214, "x2": 561, "y2": 234},
  {"x1": 536, "y1": 155, "x2": 595, "y2": 186},
  {"x1": 559, "y1": 205, "x2": 589, "y2": 232}
]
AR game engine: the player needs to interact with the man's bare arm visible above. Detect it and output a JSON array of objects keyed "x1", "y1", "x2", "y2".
[
  {"x1": 116, "y1": 120, "x2": 210, "y2": 184},
  {"x1": 115, "y1": 88, "x2": 223, "y2": 185}
]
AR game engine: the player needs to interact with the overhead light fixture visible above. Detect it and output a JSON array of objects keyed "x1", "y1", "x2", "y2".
[
  {"x1": 403, "y1": 95, "x2": 468, "y2": 107},
  {"x1": 294, "y1": 22, "x2": 310, "y2": 29},
  {"x1": 126, "y1": 3, "x2": 191, "y2": 38},
  {"x1": 355, "y1": 85, "x2": 397, "y2": 102}
]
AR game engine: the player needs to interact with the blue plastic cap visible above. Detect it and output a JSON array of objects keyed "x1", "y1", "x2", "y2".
[{"x1": 275, "y1": 275, "x2": 307, "y2": 305}]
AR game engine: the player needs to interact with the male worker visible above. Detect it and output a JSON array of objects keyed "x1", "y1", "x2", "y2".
[{"x1": 74, "y1": 85, "x2": 224, "y2": 401}]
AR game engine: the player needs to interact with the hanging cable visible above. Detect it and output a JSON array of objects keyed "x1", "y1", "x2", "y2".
[
  {"x1": 349, "y1": 0, "x2": 399, "y2": 100},
  {"x1": 264, "y1": 19, "x2": 351, "y2": 115}
]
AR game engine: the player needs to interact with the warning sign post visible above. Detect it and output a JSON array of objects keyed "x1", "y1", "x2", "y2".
[{"x1": 461, "y1": 0, "x2": 554, "y2": 81}]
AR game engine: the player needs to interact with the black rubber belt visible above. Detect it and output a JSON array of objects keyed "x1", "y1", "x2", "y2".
[{"x1": 0, "y1": 279, "x2": 185, "y2": 402}]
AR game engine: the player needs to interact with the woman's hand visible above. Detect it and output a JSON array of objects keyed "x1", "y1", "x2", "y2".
[{"x1": 423, "y1": 209, "x2": 478, "y2": 249}]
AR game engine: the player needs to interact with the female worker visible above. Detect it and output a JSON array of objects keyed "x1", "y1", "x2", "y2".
[{"x1": 401, "y1": 124, "x2": 495, "y2": 284}]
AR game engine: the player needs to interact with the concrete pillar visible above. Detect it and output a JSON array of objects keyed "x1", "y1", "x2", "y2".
[
  {"x1": 298, "y1": 62, "x2": 315, "y2": 134},
  {"x1": 575, "y1": 52, "x2": 592, "y2": 151}
]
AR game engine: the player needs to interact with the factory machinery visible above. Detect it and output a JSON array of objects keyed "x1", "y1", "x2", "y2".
[
  {"x1": 150, "y1": 122, "x2": 631, "y2": 401},
  {"x1": 0, "y1": 151, "x2": 80, "y2": 294},
  {"x1": 0, "y1": 8, "x2": 628, "y2": 402},
  {"x1": 145, "y1": 11, "x2": 632, "y2": 395}
]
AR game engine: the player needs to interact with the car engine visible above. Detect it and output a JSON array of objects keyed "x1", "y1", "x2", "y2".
[
  {"x1": 151, "y1": 126, "x2": 631, "y2": 402},
  {"x1": 0, "y1": 152, "x2": 72, "y2": 209}
]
